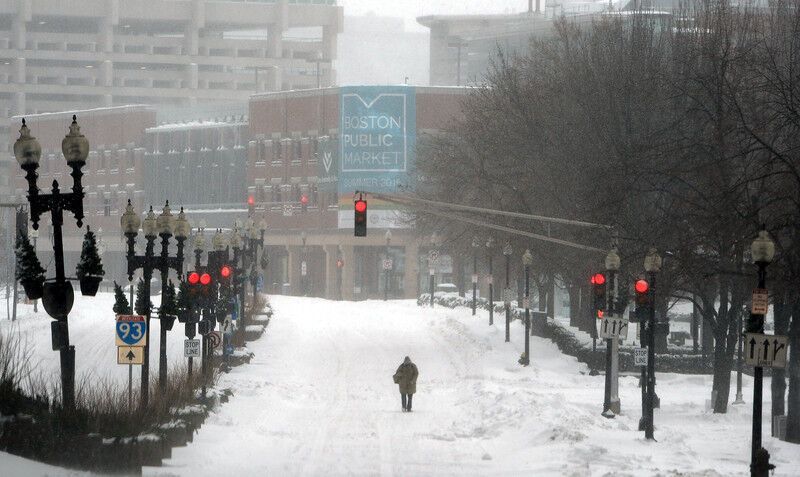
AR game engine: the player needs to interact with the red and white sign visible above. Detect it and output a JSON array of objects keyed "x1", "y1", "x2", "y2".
[{"x1": 752, "y1": 288, "x2": 769, "y2": 315}]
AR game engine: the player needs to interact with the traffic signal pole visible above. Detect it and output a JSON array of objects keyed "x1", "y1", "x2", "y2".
[{"x1": 609, "y1": 270, "x2": 620, "y2": 414}]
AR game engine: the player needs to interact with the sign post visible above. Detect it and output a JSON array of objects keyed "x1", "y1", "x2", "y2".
[{"x1": 116, "y1": 315, "x2": 146, "y2": 409}]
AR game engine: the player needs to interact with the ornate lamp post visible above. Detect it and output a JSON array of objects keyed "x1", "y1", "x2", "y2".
[
  {"x1": 749, "y1": 226, "x2": 775, "y2": 476},
  {"x1": 602, "y1": 246, "x2": 621, "y2": 418},
  {"x1": 643, "y1": 247, "x2": 662, "y2": 440},
  {"x1": 240, "y1": 218, "x2": 267, "y2": 317},
  {"x1": 121, "y1": 200, "x2": 186, "y2": 405},
  {"x1": 384, "y1": 230, "x2": 392, "y2": 301},
  {"x1": 472, "y1": 237, "x2": 480, "y2": 315},
  {"x1": 521, "y1": 249, "x2": 533, "y2": 366},
  {"x1": 14, "y1": 116, "x2": 91, "y2": 411},
  {"x1": 486, "y1": 236, "x2": 495, "y2": 325},
  {"x1": 155, "y1": 203, "x2": 188, "y2": 391},
  {"x1": 503, "y1": 241, "x2": 513, "y2": 343}
]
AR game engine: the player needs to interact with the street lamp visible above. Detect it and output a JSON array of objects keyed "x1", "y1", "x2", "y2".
[
  {"x1": 602, "y1": 247, "x2": 621, "y2": 418},
  {"x1": 486, "y1": 236, "x2": 495, "y2": 325},
  {"x1": 14, "y1": 116, "x2": 91, "y2": 411},
  {"x1": 384, "y1": 230, "x2": 392, "y2": 301},
  {"x1": 643, "y1": 246, "x2": 662, "y2": 440},
  {"x1": 521, "y1": 249, "x2": 533, "y2": 366},
  {"x1": 749, "y1": 226, "x2": 775, "y2": 476},
  {"x1": 121, "y1": 200, "x2": 186, "y2": 406},
  {"x1": 155, "y1": 202, "x2": 187, "y2": 392},
  {"x1": 471, "y1": 237, "x2": 480, "y2": 316},
  {"x1": 503, "y1": 241, "x2": 513, "y2": 343}
]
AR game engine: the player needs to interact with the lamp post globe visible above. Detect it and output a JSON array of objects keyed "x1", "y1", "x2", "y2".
[
  {"x1": 194, "y1": 229, "x2": 206, "y2": 252},
  {"x1": 156, "y1": 201, "x2": 175, "y2": 237},
  {"x1": 173, "y1": 207, "x2": 191, "y2": 240},
  {"x1": 522, "y1": 249, "x2": 533, "y2": 266},
  {"x1": 121, "y1": 200, "x2": 141, "y2": 235},
  {"x1": 750, "y1": 227, "x2": 775, "y2": 265},
  {"x1": 605, "y1": 248, "x2": 620, "y2": 271},
  {"x1": 61, "y1": 115, "x2": 89, "y2": 166},
  {"x1": 142, "y1": 206, "x2": 158, "y2": 239},
  {"x1": 14, "y1": 119, "x2": 42, "y2": 169},
  {"x1": 644, "y1": 247, "x2": 662, "y2": 273},
  {"x1": 214, "y1": 229, "x2": 228, "y2": 251}
]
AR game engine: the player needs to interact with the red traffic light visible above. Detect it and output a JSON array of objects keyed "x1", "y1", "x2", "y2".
[
  {"x1": 300, "y1": 194, "x2": 309, "y2": 205},
  {"x1": 354, "y1": 200, "x2": 367, "y2": 213},
  {"x1": 220, "y1": 265, "x2": 232, "y2": 279},
  {"x1": 591, "y1": 273, "x2": 606, "y2": 285},
  {"x1": 336, "y1": 258, "x2": 344, "y2": 268},
  {"x1": 200, "y1": 273, "x2": 212, "y2": 285},
  {"x1": 635, "y1": 279, "x2": 649, "y2": 294},
  {"x1": 247, "y1": 196, "x2": 255, "y2": 206},
  {"x1": 597, "y1": 310, "x2": 604, "y2": 318},
  {"x1": 188, "y1": 272, "x2": 200, "y2": 285}
]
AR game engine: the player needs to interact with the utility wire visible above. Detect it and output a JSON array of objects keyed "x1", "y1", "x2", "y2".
[
  {"x1": 419, "y1": 207, "x2": 607, "y2": 253},
  {"x1": 364, "y1": 191, "x2": 613, "y2": 230}
]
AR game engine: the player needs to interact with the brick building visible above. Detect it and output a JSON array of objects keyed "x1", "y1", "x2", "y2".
[{"x1": 247, "y1": 85, "x2": 467, "y2": 299}]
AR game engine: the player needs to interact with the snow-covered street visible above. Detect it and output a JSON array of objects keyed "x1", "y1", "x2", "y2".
[{"x1": 144, "y1": 296, "x2": 799, "y2": 476}]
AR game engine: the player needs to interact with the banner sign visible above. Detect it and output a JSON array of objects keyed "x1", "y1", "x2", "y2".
[
  {"x1": 338, "y1": 86, "x2": 416, "y2": 229},
  {"x1": 316, "y1": 136, "x2": 339, "y2": 192}
]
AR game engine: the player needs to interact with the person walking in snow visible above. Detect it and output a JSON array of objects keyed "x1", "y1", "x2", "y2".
[{"x1": 393, "y1": 356, "x2": 419, "y2": 412}]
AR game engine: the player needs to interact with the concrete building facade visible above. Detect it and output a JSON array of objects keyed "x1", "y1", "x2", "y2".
[{"x1": 0, "y1": 0, "x2": 343, "y2": 199}]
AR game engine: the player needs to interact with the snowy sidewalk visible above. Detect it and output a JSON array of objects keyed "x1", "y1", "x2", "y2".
[{"x1": 140, "y1": 297, "x2": 798, "y2": 476}]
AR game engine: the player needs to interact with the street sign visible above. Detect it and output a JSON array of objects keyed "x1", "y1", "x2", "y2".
[
  {"x1": 487, "y1": 276, "x2": 493, "y2": 285},
  {"x1": 117, "y1": 346, "x2": 144, "y2": 365},
  {"x1": 208, "y1": 331, "x2": 222, "y2": 349},
  {"x1": 522, "y1": 297, "x2": 530, "y2": 309},
  {"x1": 382, "y1": 259, "x2": 393, "y2": 270},
  {"x1": 599, "y1": 315, "x2": 629, "y2": 339},
  {"x1": 184, "y1": 339, "x2": 201, "y2": 357},
  {"x1": 115, "y1": 315, "x2": 147, "y2": 347},
  {"x1": 301, "y1": 261, "x2": 307, "y2": 276},
  {"x1": 634, "y1": 347, "x2": 648, "y2": 366},
  {"x1": 471, "y1": 274, "x2": 478, "y2": 284},
  {"x1": 751, "y1": 288, "x2": 769, "y2": 315},
  {"x1": 745, "y1": 333, "x2": 788, "y2": 368},
  {"x1": 283, "y1": 204, "x2": 293, "y2": 217}
]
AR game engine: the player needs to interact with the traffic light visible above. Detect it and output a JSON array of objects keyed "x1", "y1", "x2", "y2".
[
  {"x1": 247, "y1": 195, "x2": 255, "y2": 214},
  {"x1": 220, "y1": 264, "x2": 233, "y2": 282},
  {"x1": 187, "y1": 268, "x2": 213, "y2": 307},
  {"x1": 633, "y1": 279, "x2": 650, "y2": 323},
  {"x1": 301, "y1": 194, "x2": 309, "y2": 212},
  {"x1": 591, "y1": 272, "x2": 606, "y2": 318},
  {"x1": 354, "y1": 198, "x2": 367, "y2": 237}
]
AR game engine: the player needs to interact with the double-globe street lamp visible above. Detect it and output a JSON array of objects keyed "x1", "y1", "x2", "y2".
[
  {"x1": 14, "y1": 116, "x2": 91, "y2": 410},
  {"x1": 121, "y1": 200, "x2": 188, "y2": 405},
  {"x1": 749, "y1": 226, "x2": 775, "y2": 476},
  {"x1": 487, "y1": 236, "x2": 495, "y2": 325},
  {"x1": 232, "y1": 218, "x2": 267, "y2": 326}
]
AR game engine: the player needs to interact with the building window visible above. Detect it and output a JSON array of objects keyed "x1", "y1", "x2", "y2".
[{"x1": 103, "y1": 198, "x2": 111, "y2": 217}]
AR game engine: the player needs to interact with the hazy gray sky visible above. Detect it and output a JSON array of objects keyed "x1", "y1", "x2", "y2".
[{"x1": 338, "y1": 0, "x2": 529, "y2": 30}]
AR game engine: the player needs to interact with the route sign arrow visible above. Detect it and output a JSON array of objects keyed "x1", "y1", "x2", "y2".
[
  {"x1": 115, "y1": 315, "x2": 147, "y2": 347},
  {"x1": 745, "y1": 333, "x2": 788, "y2": 368},
  {"x1": 117, "y1": 346, "x2": 144, "y2": 365},
  {"x1": 598, "y1": 315, "x2": 629, "y2": 339}
]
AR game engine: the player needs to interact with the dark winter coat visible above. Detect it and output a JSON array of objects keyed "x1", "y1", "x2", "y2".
[{"x1": 393, "y1": 358, "x2": 418, "y2": 395}]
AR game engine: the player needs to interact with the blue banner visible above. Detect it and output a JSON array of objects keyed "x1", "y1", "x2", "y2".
[{"x1": 338, "y1": 86, "x2": 416, "y2": 194}]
